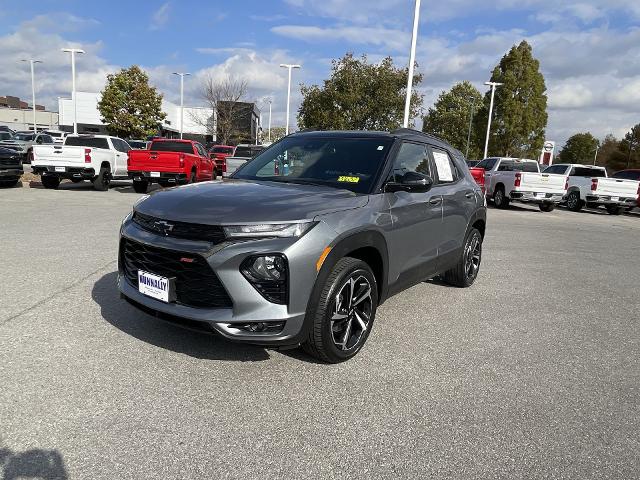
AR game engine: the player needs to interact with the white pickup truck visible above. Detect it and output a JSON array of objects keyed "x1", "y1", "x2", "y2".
[
  {"x1": 32, "y1": 135, "x2": 131, "y2": 190},
  {"x1": 475, "y1": 157, "x2": 566, "y2": 212},
  {"x1": 542, "y1": 163, "x2": 640, "y2": 215}
]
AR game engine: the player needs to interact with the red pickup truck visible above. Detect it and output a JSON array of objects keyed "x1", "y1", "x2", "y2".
[
  {"x1": 469, "y1": 167, "x2": 485, "y2": 194},
  {"x1": 209, "y1": 145, "x2": 234, "y2": 177},
  {"x1": 128, "y1": 139, "x2": 216, "y2": 193}
]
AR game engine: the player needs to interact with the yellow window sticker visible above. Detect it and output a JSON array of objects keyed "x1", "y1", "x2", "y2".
[{"x1": 338, "y1": 176, "x2": 360, "y2": 183}]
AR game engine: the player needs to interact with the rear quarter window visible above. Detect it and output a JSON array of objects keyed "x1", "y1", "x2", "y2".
[{"x1": 65, "y1": 137, "x2": 110, "y2": 149}]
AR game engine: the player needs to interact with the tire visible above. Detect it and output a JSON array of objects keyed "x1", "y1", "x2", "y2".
[
  {"x1": 0, "y1": 178, "x2": 20, "y2": 188},
  {"x1": 93, "y1": 166, "x2": 110, "y2": 191},
  {"x1": 211, "y1": 170, "x2": 217, "y2": 181},
  {"x1": 303, "y1": 257, "x2": 378, "y2": 363},
  {"x1": 443, "y1": 227, "x2": 483, "y2": 288},
  {"x1": 26, "y1": 150, "x2": 34, "y2": 164},
  {"x1": 41, "y1": 175, "x2": 60, "y2": 189},
  {"x1": 133, "y1": 179, "x2": 149, "y2": 194},
  {"x1": 539, "y1": 203, "x2": 555, "y2": 212},
  {"x1": 606, "y1": 205, "x2": 622, "y2": 215},
  {"x1": 189, "y1": 170, "x2": 197, "y2": 184},
  {"x1": 493, "y1": 187, "x2": 510, "y2": 209},
  {"x1": 566, "y1": 191, "x2": 583, "y2": 212}
]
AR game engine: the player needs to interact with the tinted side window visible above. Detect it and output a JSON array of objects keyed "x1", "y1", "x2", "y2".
[
  {"x1": 497, "y1": 160, "x2": 513, "y2": 171},
  {"x1": 570, "y1": 167, "x2": 607, "y2": 177},
  {"x1": 476, "y1": 158, "x2": 497, "y2": 170},
  {"x1": 195, "y1": 144, "x2": 207, "y2": 157},
  {"x1": 430, "y1": 147, "x2": 458, "y2": 183},
  {"x1": 388, "y1": 142, "x2": 429, "y2": 182}
]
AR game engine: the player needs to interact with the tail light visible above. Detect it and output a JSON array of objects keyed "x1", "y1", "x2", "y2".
[
  {"x1": 179, "y1": 153, "x2": 185, "y2": 168},
  {"x1": 564, "y1": 178, "x2": 569, "y2": 190},
  {"x1": 84, "y1": 148, "x2": 91, "y2": 163},
  {"x1": 514, "y1": 172, "x2": 521, "y2": 187},
  {"x1": 591, "y1": 178, "x2": 598, "y2": 191}
]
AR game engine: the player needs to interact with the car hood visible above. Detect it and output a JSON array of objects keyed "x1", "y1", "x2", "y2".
[{"x1": 136, "y1": 179, "x2": 369, "y2": 224}]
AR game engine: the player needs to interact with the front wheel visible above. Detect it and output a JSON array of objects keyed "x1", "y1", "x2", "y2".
[
  {"x1": 0, "y1": 178, "x2": 20, "y2": 188},
  {"x1": 539, "y1": 203, "x2": 555, "y2": 212},
  {"x1": 133, "y1": 179, "x2": 149, "y2": 194},
  {"x1": 443, "y1": 227, "x2": 483, "y2": 288},
  {"x1": 93, "y1": 166, "x2": 111, "y2": 191},
  {"x1": 303, "y1": 257, "x2": 378, "y2": 363},
  {"x1": 493, "y1": 188, "x2": 510, "y2": 209},
  {"x1": 606, "y1": 205, "x2": 622, "y2": 215},
  {"x1": 566, "y1": 191, "x2": 583, "y2": 212}
]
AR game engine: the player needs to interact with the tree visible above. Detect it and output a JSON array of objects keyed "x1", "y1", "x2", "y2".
[
  {"x1": 298, "y1": 53, "x2": 423, "y2": 131},
  {"x1": 265, "y1": 126, "x2": 287, "y2": 143},
  {"x1": 594, "y1": 134, "x2": 619, "y2": 168},
  {"x1": 559, "y1": 133, "x2": 599, "y2": 164},
  {"x1": 475, "y1": 41, "x2": 548, "y2": 158},
  {"x1": 422, "y1": 81, "x2": 483, "y2": 159},
  {"x1": 617, "y1": 124, "x2": 640, "y2": 170},
  {"x1": 98, "y1": 66, "x2": 166, "y2": 139},
  {"x1": 192, "y1": 75, "x2": 249, "y2": 145}
]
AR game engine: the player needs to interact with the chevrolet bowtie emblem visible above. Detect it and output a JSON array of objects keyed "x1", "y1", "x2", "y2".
[{"x1": 154, "y1": 220, "x2": 174, "y2": 235}]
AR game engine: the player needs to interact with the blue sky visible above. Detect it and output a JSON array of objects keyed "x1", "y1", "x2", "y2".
[{"x1": 1, "y1": 0, "x2": 639, "y2": 147}]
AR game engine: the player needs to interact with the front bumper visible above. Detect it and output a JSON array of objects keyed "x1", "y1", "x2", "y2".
[
  {"x1": 0, "y1": 167, "x2": 22, "y2": 178},
  {"x1": 510, "y1": 191, "x2": 564, "y2": 204},
  {"x1": 117, "y1": 216, "x2": 333, "y2": 346}
]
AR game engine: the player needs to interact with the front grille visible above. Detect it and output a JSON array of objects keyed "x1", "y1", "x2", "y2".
[
  {"x1": 133, "y1": 211, "x2": 226, "y2": 244},
  {"x1": 121, "y1": 238, "x2": 232, "y2": 309}
]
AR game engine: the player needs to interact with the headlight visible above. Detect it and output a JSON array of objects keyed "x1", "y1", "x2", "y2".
[
  {"x1": 241, "y1": 255, "x2": 288, "y2": 304},
  {"x1": 223, "y1": 222, "x2": 315, "y2": 239}
]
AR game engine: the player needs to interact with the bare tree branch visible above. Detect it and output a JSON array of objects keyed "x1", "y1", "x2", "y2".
[{"x1": 190, "y1": 75, "x2": 250, "y2": 145}]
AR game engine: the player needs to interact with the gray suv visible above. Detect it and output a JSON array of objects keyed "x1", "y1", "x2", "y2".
[{"x1": 118, "y1": 129, "x2": 487, "y2": 363}]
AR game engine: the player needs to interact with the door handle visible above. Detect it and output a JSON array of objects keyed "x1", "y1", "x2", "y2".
[
  {"x1": 465, "y1": 191, "x2": 474, "y2": 199},
  {"x1": 429, "y1": 197, "x2": 442, "y2": 205}
]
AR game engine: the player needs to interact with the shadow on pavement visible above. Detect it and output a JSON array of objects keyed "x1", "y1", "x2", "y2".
[
  {"x1": 0, "y1": 446, "x2": 68, "y2": 480},
  {"x1": 92, "y1": 272, "x2": 272, "y2": 362}
]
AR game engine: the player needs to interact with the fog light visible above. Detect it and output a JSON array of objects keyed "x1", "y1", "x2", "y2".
[{"x1": 241, "y1": 255, "x2": 288, "y2": 304}]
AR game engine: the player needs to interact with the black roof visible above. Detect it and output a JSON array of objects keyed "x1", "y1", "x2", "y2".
[{"x1": 289, "y1": 128, "x2": 462, "y2": 158}]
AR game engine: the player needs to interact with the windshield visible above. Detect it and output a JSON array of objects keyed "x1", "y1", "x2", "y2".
[
  {"x1": 212, "y1": 146, "x2": 234, "y2": 154},
  {"x1": 572, "y1": 167, "x2": 607, "y2": 177},
  {"x1": 128, "y1": 141, "x2": 148, "y2": 149},
  {"x1": 150, "y1": 141, "x2": 194, "y2": 153},
  {"x1": 46, "y1": 132, "x2": 63, "y2": 138},
  {"x1": 15, "y1": 134, "x2": 34, "y2": 141},
  {"x1": 65, "y1": 137, "x2": 110, "y2": 149},
  {"x1": 497, "y1": 160, "x2": 540, "y2": 173},
  {"x1": 233, "y1": 136, "x2": 394, "y2": 194}
]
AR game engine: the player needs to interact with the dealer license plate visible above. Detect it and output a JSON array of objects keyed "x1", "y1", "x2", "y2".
[
  {"x1": 611, "y1": 196, "x2": 619, "y2": 202},
  {"x1": 55, "y1": 166, "x2": 65, "y2": 172},
  {"x1": 138, "y1": 270, "x2": 173, "y2": 303},
  {"x1": 150, "y1": 172, "x2": 160, "y2": 178}
]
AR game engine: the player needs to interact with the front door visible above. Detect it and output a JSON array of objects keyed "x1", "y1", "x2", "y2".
[{"x1": 384, "y1": 141, "x2": 443, "y2": 293}]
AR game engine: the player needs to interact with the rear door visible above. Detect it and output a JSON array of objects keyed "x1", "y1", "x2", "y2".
[
  {"x1": 429, "y1": 146, "x2": 475, "y2": 266},
  {"x1": 385, "y1": 141, "x2": 443, "y2": 291},
  {"x1": 194, "y1": 143, "x2": 212, "y2": 180}
]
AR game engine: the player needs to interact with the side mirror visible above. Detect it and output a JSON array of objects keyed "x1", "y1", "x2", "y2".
[{"x1": 385, "y1": 172, "x2": 433, "y2": 193}]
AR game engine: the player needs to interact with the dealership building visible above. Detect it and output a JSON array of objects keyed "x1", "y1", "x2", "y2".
[
  {"x1": 58, "y1": 92, "x2": 216, "y2": 142},
  {"x1": 0, "y1": 95, "x2": 59, "y2": 132}
]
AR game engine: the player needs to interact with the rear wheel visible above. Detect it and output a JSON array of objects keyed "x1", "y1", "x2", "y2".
[
  {"x1": 211, "y1": 170, "x2": 217, "y2": 181},
  {"x1": 93, "y1": 166, "x2": 110, "y2": 191},
  {"x1": 539, "y1": 203, "x2": 555, "y2": 212},
  {"x1": 493, "y1": 187, "x2": 510, "y2": 209},
  {"x1": 566, "y1": 191, "x2": 583, "y2": 212},
  {"x1": 133, "y1": 179, "x2": 149, "y2": 194},
  {"x1": 189, "y1": 170, "x2": 197, "y2": 184},
  {"x1": 606, "y1": 205, "x2": 622, "y2": 215},
  {"x1": 303, "y1": 257, "x2": 378, "y2": 363},
  {"x1": 26, "y1": 150, "x2": 34, "y2": 164},
  {"x1": 41, "y1": 175, "x2": 60, "y2": 189},
  {"x1": 443, "y1": 227, "x2": 483, "y2": 288}
]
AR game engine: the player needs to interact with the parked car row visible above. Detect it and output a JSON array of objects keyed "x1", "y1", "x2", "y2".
[{"x1": 469, "y1": 157, "x2": 640, "y2": 214}]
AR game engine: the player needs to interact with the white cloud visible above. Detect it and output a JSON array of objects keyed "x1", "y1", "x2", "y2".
[
  {"x1": 272, "y1": 24, "x2": 410, "y2": 51},
  {"x1": 149, "y1": 2, "x2": 170, "y2": 31}
]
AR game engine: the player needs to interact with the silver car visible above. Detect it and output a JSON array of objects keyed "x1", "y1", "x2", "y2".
[{"x1": 118, "y1": 129, "x2": 487, "y2": 363}]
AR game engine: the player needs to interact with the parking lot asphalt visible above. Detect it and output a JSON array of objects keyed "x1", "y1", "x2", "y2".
[{"x1": 1, "y1": 183, "x2": 639, "y2": 479}]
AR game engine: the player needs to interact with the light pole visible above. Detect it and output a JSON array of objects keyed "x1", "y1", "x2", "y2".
[
  {"x1": 62, "y1": 48, "x2": 85, "y2": 135},
  {"x1": 268, "y1": 99, "x2": 272, "y2": 142},
  {"x1": 280, "y1": 64, "x2": 301, "y2": 135},
  {"x1": 403, "y1": 0, "x2": 421, "y2": 128},
  {"x1": 172, "y1": 72, "x2": 191, "y2": 139},
  {"x1": 483, "y1": 81, "x2": 503, "y2": 159},
  {"x1": 21, "y1": 59, "x2": 42, "y2": 133},
  {"x1": 465, "y1": 96, "x2": 477, "y2": 159},
  {"x1": 593, "y1": 145, "x2": 599, "y2": 166}
]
